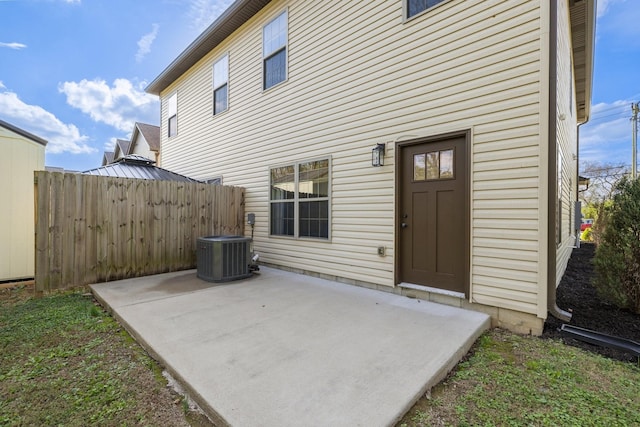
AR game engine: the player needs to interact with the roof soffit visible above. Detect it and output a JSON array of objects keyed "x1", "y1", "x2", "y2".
[{"x1": 569, "y1": 0, "x2": 596, "y2": 123}]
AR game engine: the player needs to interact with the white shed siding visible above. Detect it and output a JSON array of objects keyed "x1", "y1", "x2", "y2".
[
  {"x1": 555, "y1": 0, "x2": 579, "y2": 284},
  {"x1": 160, "y1": 0, "x2": 546, "y2": 313},
  {"x1": 0, "y1": 127, "x2": 45, "y2": 281}
]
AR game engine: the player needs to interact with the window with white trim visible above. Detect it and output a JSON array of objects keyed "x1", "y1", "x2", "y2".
[
  {"x1": 406, "y1": 0, "x2": 447, "y2": 19},
  {"x1": 167, "y1": 92, "x2": 177, "y2": 137},
  {"x1": 270, "y1": 159, "x2": 329, "y2": 239},
  {"x1": 263, "y1": 10, "x2": 287, "y2": 90},
  {"x1": 213, "y1": 54, "x2": 229, "y2": 115}
]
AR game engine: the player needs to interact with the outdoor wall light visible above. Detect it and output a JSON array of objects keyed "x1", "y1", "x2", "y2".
[{"x1": 372, "y1": 143, "x2": 386, "y2": 167}]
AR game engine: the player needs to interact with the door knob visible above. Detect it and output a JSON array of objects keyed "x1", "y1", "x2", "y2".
[{"x1": 401, "y1": 223, "x2": 408, "y2": 228}]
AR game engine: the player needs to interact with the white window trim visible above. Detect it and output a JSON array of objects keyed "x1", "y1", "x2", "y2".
[
  {"x1": 212, "y1": 53, "x2": 229, "y2": 116},
  {"x1": 269, "y1": 156, "x2": 331, "y2": 240},
  {"x1": 167, "y1": 91, "x2": 178, "y2": 138},
  {"x1": 262, "y1": 8, "x2": 289, "y2": 92}
]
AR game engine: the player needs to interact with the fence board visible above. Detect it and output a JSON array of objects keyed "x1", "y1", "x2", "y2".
[
  {"x1": 73, "y1": 173, "x2": 86, "y2": 287},
  {"x1": 84, "y1": 175, "x2": 98, "y2": 284},
  {"x1": 49, "y1": 173, "x2": 64, "y2": 291},
  {"x1": 95, "y1": 177, "x2": 107, "y2": 282},
  {"x1": 61, "y1": 173, "x2": 76, "y2": 288},
  {"x1": 34, "y1": 173, "x2": 244, "y2": 293},
  {"x1": 34, "y1": 172, "x2": 49, "y2": 294}
]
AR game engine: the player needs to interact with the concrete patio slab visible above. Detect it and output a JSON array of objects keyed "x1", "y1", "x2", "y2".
[{"x1": 91, "y1": 267, "x2": 490, "y2": 427}]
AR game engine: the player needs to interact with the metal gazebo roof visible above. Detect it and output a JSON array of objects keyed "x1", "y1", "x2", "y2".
[{"x1": 82, "y1": 155, "x2": 202, "y2": 182}]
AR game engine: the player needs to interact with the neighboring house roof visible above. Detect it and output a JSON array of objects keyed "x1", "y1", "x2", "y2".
[
  {"x1": 145, "y1": 0, "x2": 271, "y2": 95},
  {"x1": 0, "y1": 119, "x2": 48, "y2": 146},
  {"x1": 115, "y1": 138, "x2": 132, "y2": 158},
  {"x1": 83, "y1": 155, "x2": 201, "y2": 182},
  {"x1": 133, "y1": 122, "x2": 160, "y2": 151},
  {"x1": 102, "y1": 151, "x2": 115, "y2": 166}
]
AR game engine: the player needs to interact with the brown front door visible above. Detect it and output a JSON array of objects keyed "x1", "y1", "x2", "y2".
[{"x1": 399, "y1": 135, "x2": 468, "y2": 295}]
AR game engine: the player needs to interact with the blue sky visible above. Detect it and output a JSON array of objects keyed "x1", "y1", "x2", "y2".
[{"x1": 0, "y1": 0, "x2": 639, "y2": 172}]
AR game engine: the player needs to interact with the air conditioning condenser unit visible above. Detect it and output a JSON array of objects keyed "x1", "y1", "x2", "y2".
[{"x1": 197, "y1": 235, "x2": 252, "y2": 282}]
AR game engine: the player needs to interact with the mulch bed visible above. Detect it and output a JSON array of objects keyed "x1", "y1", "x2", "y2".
[{"x1": 542, "y1": 242, "x2": 640, "y2": 363}]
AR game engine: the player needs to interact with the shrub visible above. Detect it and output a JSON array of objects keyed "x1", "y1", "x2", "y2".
[
  {"x1": 592, "y1": 177, "x2": 640, "y2": 314},
  {"x1": 580, "y1": 227, "x2": 593, "y2": 242}
]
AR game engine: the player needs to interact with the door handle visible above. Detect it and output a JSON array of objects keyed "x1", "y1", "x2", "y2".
[{"x1": 401, "y1": 223, "x2": 408, "y2": 228}]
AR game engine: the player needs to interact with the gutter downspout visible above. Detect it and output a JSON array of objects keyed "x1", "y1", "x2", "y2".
[
  {"x1": 548, "y1": 0, "x2": 572, "y2": 322},
  {"x1": 576, "y1": 123, "x2": 583, "y2": 249}
]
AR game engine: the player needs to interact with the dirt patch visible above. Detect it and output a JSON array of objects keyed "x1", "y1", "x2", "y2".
[{"x1": 543, "y1": 242, "x2": 640, "y2": 362}]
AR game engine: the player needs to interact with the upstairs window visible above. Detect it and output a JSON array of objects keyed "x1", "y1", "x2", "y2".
[
  {"x1": 263, "y1": 10, "x2": 288, "y2": 90},
  {"x1": 270, "y1": 159, "x2": 330, "y2": 239},
  {"x1": 213, "y1": 54, "x2": 229, "y2": 115},
  {"x1": 167, "y1": 92, "x2": 177, "y2": 137},
  {"x1": 406, "y1": 0, "x2": 447, "y2": 19}
]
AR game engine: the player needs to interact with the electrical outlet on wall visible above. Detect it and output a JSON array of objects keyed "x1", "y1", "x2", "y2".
[{"x1": 377, "y1": 246, "x2": 385, "y2": 256}]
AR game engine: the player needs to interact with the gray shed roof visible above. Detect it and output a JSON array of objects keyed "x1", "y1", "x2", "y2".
[
  {"x1": 83, "y1": 155, "x2": 201, "y2": 182},
  {"x1": 0, "y1": 119, "x2": 48, "y2": 146},
  {"x1": 145, "y1": 0, "x2": 271, "y2": 95}
]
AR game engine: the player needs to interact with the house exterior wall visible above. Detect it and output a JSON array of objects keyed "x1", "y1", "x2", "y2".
[
  {"x1": 555, "y1": 0, "x2": 579, "y2": 286},
  {"x1": 0, "y1": 126, "x2": 45, "y2": 281},
  {"x1": 158, "y1": 0, "x2": 556, "y2": 320}
]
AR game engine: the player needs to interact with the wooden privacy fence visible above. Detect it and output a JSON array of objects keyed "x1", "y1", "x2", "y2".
[{"x1": 34, "y1": 171, "x2": 245, "y2": 293}]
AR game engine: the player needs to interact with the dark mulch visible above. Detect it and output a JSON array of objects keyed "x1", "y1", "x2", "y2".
[{"x1": 543, "y1": 242, "x2": 640, "y2": 363}]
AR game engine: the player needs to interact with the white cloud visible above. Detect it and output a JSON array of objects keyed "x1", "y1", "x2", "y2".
[
  {"x1": 136, "y1": 23, "x2": 159, "y2": 63},
  {"x1": 104, "y1": 137, "x2": 118, "y2": 151},
  {"x1": 59, "y1": 78, "x2": 159, "y2": 132},
  {"x1": 0, "y1": 88, "x2": 94, "y2": 154},
  {"x1": 0, "y1": 42, "x2": 27, "y2": 50},
  {"x1": 188, "y1": 0, "x2": 234, "y2": 32},
  {"x1": 0, "y1": 81, "x2": 5, "y2": 89}
]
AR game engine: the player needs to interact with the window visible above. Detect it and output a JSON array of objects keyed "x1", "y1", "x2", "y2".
[
  {"x1": 263, "y1": 10, "x2": 287, "y2": 90},
  {"x1": 413, "y1": 149, "x2": 454, "y2": 181},
  {"x1": 167, "y1": 92, "x2": 177, "y2": 137},
  {"x1": 406, "y1": 0, "x2": 447, "y2": 19},
  {"x1": 270, "y1": 159, "x2": 329, "y2": 239},
  {"x1": 213, "y1": 54, "x2": 229, "y2": 115}
]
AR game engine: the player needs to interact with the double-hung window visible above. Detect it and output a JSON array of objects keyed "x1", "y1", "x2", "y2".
[
  {"x1": 270, "y1": 159, "x2": 330, "y2": 239},
  {"x1": 406, "y1": 0, "x2": 447, "y2": 19},
  {"x1": 167, "y1": 92, "x2": 177, "y2": 137},
  {"x1": 263, "y1": 10, "x2": 288, "y2": 90},
  {"x1": 213, "y1": 54, "x2": 229, "y2": 115}
]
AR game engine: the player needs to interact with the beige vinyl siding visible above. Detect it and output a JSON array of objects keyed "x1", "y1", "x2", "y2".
[
  {"x1": 555, "y1": 0, "x2": 579, "y2": 285},
  {"x1": 160, "y1": 0, "x2": 546, "y2": 313},
  {"x1": 0, "y1": 127, "x2": 45, "y2": 281}
]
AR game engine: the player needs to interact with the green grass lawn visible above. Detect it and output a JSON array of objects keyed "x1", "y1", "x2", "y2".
[
  {"x1": 0, "y1": 287, "x2": 196, "y2": 426},
  {"x1": 2, "y1": 287, "x2": 639, "y2": 426},
  {"x1": 399, "y1": 329, "x2": 640, "y2": 426}
]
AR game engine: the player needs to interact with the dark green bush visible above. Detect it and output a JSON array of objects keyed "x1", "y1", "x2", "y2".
[{"x1": 593, "y1": 177, "x2": 640, "y2": 314}]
